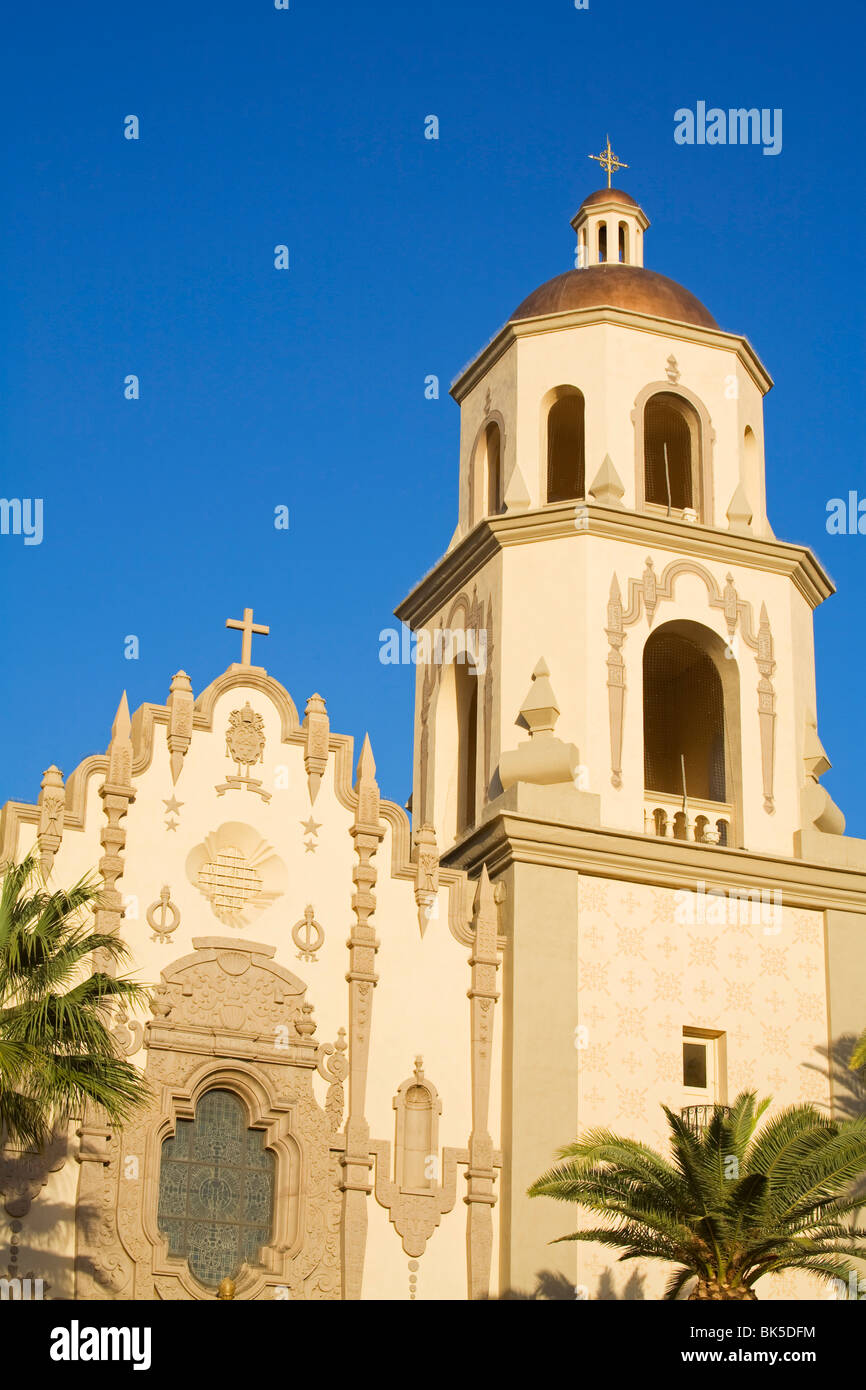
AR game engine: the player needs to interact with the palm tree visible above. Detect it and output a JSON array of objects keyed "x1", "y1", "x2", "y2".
[
  {"x1": 0, "y1": 852, "x2": 150, "y2": 1150},
  {"x1": 849, "y1": 1030, "x2": 866, "y2": 1072},
  {"x1": 529, "y1": 1091, "x2": 866, "y2": 1300}
]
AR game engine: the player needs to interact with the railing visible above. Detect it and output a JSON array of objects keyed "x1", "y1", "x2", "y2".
[
  {"x1": 681, "y1": 1104, "x2": 732, "y2": 1135},
  {"x1": 644, "y1": 790, "x2": 732, "y2": 847}
]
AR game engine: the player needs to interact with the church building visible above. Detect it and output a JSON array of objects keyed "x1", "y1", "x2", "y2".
[{"x1": 3, "y1": 156, "x2": 866, "y2": 1300}]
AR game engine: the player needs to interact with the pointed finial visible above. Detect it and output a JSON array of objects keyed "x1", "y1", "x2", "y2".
[
  {"x1": 518, "y1": 660, "x2": 560, "y2": 736},
  {"x1": 589, "y1": 454, "x2": 625, "y2": 507},
  {"x1": 107, "y1": 692, "x2": 134, "y2": 788},
  {"x1": 356, "y1": 732, "x2": 376, "y2": 784}
]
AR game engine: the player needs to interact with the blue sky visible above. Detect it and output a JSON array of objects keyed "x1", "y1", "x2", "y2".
[{"x1": 1, "y1": 0, "x2": 864, "y2": 834}]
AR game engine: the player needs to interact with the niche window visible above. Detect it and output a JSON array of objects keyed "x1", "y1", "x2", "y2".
[
  {"x1": 546, "y1": 391, "x2": 585, "y2": 504},
  {"x1": 644, "y1": 393, "x2": 699, "y2": 513}
]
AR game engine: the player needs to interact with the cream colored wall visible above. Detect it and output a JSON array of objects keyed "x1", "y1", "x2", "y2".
[
  {"x1": 571, "y1": 875, "x2": 830, "y2": 1300},
  {"x1": 3, "y1": 671, "x2": 483, "y2": 1301}
]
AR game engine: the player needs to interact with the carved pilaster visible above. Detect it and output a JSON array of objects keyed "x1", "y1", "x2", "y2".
[
  {"x1": 341, "y1": 735, "x2": 384, "y2": 1299},
  {"x1": 465, "y1": 866, "x2": 501, "y2": 1300},
  {"x1": 75, "y1": 694, "x2": 138, "y2": 1293},
  {"x1": 303, "y1": 693, "x2": 330, "y2": 803},
  {"x1": 606, "y1": 576, "x2": 626, "y2": 789},
  {"x1": 37, "y1": 764, "x2": 65, "y2": 877},
  {"x1": 756, "y1": 603, "x2": 777, "y2": 813},
  {"x1": 95, "y1": 693, "x2": 136, "y2": 957},
  {"x1": 166, "y1": 670, "x2": 194, "y2": 784},
  {"x1": 418, "y1": 661, "x2": 435, "y2": 824}
]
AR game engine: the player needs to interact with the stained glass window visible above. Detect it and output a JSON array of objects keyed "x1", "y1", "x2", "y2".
[{"x1": 157, "y1": 1089, "x2": 275, "y2": 1288}]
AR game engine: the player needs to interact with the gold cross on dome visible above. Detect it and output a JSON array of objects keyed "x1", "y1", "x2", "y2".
[
  {"x1": 226, "y1": 606, "x2": 270, "y2": 666},
  {"x1": 588, "y1": 136, "x2": 628, "y2": 188}
]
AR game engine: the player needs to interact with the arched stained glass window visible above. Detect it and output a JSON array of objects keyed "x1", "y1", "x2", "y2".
[{"x1": 157, "y1": 1089, "x2": 275, "y2": 1288}]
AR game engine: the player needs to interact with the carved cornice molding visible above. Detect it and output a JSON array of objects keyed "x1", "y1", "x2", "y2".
[
  {"x1": 450, "y1": 304, "x2": 773, "y2": 404},
  {"x1": 442, "y1": 811, "x2": 866, "y2": 915},
  {"x1": 395, "y1": 503, "x2": 833, "y2": 630}
]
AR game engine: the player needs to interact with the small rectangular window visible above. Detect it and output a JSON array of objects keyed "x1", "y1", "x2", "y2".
[
  {"x1": 682, "y1": 1028, "x2": 726, "y2": 1105},
  {"x1": 683, "y1": 1041, "x2": 707, "y2": 1090}
]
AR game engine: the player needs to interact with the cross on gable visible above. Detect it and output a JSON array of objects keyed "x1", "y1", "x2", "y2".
[{"x1": 226, "y1": 606, "x2": 270, "y2": 667}]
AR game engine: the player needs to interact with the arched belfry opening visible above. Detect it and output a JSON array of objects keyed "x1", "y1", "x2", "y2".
[
  {"x1": 545, "y1": 388, "x2": 585, "y2": 503},
  {"x1": 432, "y1": 643, "x2": 480, "y2": 843},
  {"x1": 643, "y1": 621, "x2": 742, "y2": 846},
  {"x1": 455, "y1": 658, "x2": 478, "y2": 832},
  {"x1": 484, "y1": 421, "x2": 502, "y2": 516},
  {"x1": 471, "y1": 419, "x2": 503, "y2": 522},
  {"x1": 643, "y1": 392, "x2": 700, "y2": 514}
]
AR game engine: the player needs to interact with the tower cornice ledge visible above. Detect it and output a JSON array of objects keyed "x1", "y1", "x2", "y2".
[
  {"x1": 395, "y1": 503, "x2": 834, "y2": 629},
  {"x1": 450, "y1": 307, "x2": 773, "y2": 403},
  {"x1": 441, "y1": 809, "x2": 866, "y2": 916}
]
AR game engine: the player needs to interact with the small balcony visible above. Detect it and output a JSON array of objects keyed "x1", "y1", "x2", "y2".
[
  {"x1": 681, "y1": 1104, "x2": 732, "y2": 1135},
  {"x1": 644, "y1": 790, "x2": 731, "y2": 847}
]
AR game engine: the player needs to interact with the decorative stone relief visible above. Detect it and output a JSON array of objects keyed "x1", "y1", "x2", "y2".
[
  {"x1": 755, "y1": 603, "x2": 777, "y2": 813},
  {"x1": 605, "y1": 558, "x2": 777, "y2": 808},
  {"x1": 216, "y1": 702, "x2": 271, "y2": 802},
  {"x1": 75, "y1": 938, "x2": 344, "y2": 1301},
  {"x1": 186, "y1": 823, "x2": 286, "y2": 929},
  {"x1": 37, "y1": 765, "x2": 65, "y2": 877},
  {"x1": 316, "y1": 1028, "x2": 348, "y2": 1134},
  {"x1": 111, "y1": 1006, "x2": 145, "y2": 1056},
  {"x1": 146, "y1": 887, "x2": 181, "y2": 943},
  {"x1": 413, "y1": 823, "x2": 439, "y2": 935},
  {"x1": 292, "y1": 905, "x2": 325, "y2": 962},
  {"x1": 303, "y1": 694, "x2": 330, "y2": 803},
  {"x1": 341, "y1": 735, "x2": 384, "y2": 1300},
  {"x1": 465, "y1": 866, "x2": 503, "y2": 1300},
  {"x1": 372, "y1": 1059, "x2": 459, "y2": 1258},
  {"x1": 166, "y1": 670, "x2": 194, "y2": 784},
  {"x1": 606, "y1": 578, "x2": 626, "y2": 788}
]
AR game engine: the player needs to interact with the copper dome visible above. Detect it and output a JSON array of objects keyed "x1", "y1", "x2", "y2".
[
  {"x1": 577, "y1": 187, "x2": 641, "y2": 211},
  {"x1": 510, "y1": 264, "x2": 718, "y2": 330}
]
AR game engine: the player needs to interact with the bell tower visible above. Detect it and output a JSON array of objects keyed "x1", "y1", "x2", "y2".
[{"x1": 396, "y1": 157, "x2": 866, "y2": 1298}]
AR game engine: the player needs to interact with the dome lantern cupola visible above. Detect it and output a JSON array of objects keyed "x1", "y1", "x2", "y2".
[{"x1": 571, "y1": 138, "x2": 648, "y2": 267}]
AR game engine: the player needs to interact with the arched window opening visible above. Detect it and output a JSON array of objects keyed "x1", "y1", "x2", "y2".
[
  {"x1": 546, "y1": 391, "x2": 585, "y2": 503},
  {"x1": 618, "y1": 221, "x2": 628, "y2": 263},
  {"x1": 644, "y1": 393, "x2": 697, "y2": 512},
  {"x1": 485, "y1": 422, "x2": 502, "y2": 515},
  {"x1": 456, "y1": 660, "x2": 478, "y2": 832},
  {"x1": 598, "y1": 223, "x2": 607, "y2": 263},
  {"x1": 158, "y1": 1089, "x2": 275, "y2": 1289},
  {"x1": 644, "y1": 632, "x2": 726, "y2": 804},
  {"x1": 578, "y1": 226, "x2": 587, "y2": 268}
]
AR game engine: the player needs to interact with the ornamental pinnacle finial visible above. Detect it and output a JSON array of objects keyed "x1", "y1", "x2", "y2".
[{"x1": 588, "y1": 135, "x2": 628, "y2": 189}]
